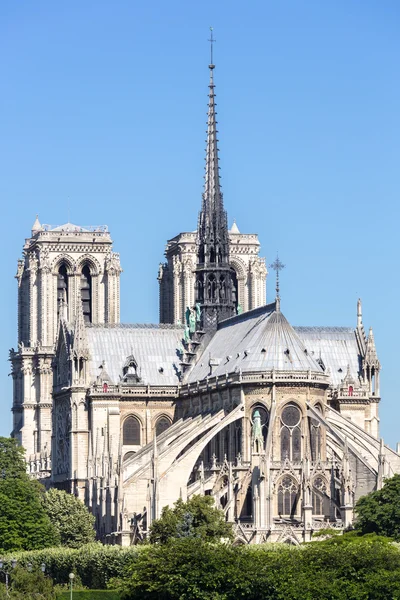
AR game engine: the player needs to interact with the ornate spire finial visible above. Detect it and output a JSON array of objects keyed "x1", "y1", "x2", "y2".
[
  {"x1": 357, "y1": 298, "x2": 362, "y2": 327},
  {"x1": 208, "y1": 26, "x2": 215, "y2": 67},
  {"x1": 269, "y1": 253, "x2": 285, "y2": 312}
]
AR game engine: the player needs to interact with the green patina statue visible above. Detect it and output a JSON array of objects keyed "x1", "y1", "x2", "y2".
[
  {"x1": 183, "y1": 325, "x2": 190, "y2": 344},
  {"x1": 189, "y1": 309, "x2": 196, "y2": 334},
  {"x1": 195, "y1": 302, "x2": 201, "y2": 323},
  {"x1": 237, "y1": 303, "x2": 243, "y2": 315}
]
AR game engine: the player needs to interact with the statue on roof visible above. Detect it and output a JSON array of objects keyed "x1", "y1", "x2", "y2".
[{"x1": 189, "y1": 309, "x2": 196, "y2": 334}]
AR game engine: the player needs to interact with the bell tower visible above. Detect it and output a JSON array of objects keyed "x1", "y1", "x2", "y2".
[{"x1": 10, "y1": 218, "x2": 122, "y2": 475}]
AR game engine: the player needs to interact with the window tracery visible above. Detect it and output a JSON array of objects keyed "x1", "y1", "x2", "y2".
[
  {"x1": 312, "y1": 476, "x2": 327, "y2": 515},
  {"x1": 280, "y1": 404, "x2": 301, "y2": 461},
  {"x1": 277, "y1": 476, "x2": 299, "y2": 517}
]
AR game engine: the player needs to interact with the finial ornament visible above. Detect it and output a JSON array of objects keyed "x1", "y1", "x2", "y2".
[
  {"x1": 269, "y1": 253, "x2": 285, "y2": 312},
  {"x1": 357, "y1": 298, "x2": 362, "y2": 327},
  {"x1": 208, "y1": 26, "x2": 215, "y2": 67}
]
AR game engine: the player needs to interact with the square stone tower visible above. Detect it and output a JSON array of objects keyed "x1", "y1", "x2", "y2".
[{"x1": 10, "y1": 218, "x2": 122, "y2": 476}]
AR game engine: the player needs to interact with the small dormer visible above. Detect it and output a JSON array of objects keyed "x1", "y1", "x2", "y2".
[{"x1": 122, "y1": 355, "x2": 141, "y2": 384}]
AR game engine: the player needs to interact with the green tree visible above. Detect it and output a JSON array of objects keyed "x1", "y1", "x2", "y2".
[
  {"x1": 41, "y1": 489, "x2": 96, "y2": 548},
  {"x1": 149, "y1": 495, "x2": 233, "y2": 544},
  {"x1": 354, "y1": 474, "x2": 400, "y2": 540},
  {"x1": 7, "y1": 565, "x2": 56, "y2": 599},
  {"x1": 0, "y1": 438, "x2": 58, "y2": 552}
]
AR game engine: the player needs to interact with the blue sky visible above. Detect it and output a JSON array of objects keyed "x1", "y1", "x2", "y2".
[{"x1": 1, "y1": 1, "x2": 399, "y2": 446}]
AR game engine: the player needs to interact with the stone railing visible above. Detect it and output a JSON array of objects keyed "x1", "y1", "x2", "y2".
[
  {"x1": 90, "y1": 383, "x2": 179, "y2": 398},
  {"x1": 180, "y1": 369, "x2": 329, "y2": 397}
]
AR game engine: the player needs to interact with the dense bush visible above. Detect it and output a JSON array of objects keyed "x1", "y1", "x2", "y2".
[
  {"x1": 1, "y1": 544, "x2": 142, "y2": 590},
  {"x1": 118, "y1": 535, "x2": 400, "y2": 600},
  {"x1": 57, "y1": 593, "x2": 120, "y2": 600}
]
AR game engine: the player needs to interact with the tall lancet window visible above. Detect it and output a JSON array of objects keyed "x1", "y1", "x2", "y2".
[
  {"x1": 57, "y1": 264, "x2": 68, "y2": 317},
  {"x1": 80, "y1": 265, "x2": 92, "y2": 323},
  {"x1": 280, "y1": 404, "x2": 302, "y2": 462},
  {"x1": 309, "y1": 405, "x2": 322, "y2": 461}
]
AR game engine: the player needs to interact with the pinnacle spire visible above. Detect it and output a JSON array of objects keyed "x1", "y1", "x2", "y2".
[{"x1": 195, "y1": 30, "x2": 235, "y2": 330}]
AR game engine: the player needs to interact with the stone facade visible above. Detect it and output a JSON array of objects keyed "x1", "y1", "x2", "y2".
[
  {"x1": 10, "y1": 220, "x2": 121, "y2": 474},
  {"x1": 158, "y1": 228, "x2": 267, "y2": 325}
]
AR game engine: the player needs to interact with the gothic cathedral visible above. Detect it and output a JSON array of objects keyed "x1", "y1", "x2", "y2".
[{"x1": 10, "y1": 55, "x2": 400, "y2": 546}]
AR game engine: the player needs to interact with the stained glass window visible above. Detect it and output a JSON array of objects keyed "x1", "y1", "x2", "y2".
[{"x1": 123, "y1": 416, "x2": 141, "y2": 446}]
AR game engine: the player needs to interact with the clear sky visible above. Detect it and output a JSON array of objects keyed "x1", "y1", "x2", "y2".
[{"x1": 1, "y1": 1, "x2": 399, "y2": 446}]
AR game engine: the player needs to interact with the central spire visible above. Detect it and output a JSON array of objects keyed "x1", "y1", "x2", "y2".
[{"x1": 195, "y1": 30, "x2": 236, "y2": 331}]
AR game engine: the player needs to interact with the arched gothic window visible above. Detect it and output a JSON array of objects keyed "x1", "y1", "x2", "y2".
[
  {"x1": 230, "y1": 268, "x2": 238, "y2": 304},
  {"x1": 123, "y1": 451, "x2": 136, "y2": 462},
  {"x1": 80, "y1": 265, "x2": 92, "y2": 323},
  {"x1": 277, "y1": 476, "x2": 299, "y2": 517},
  {"x1": 312, "y1": 476, "x2": 327, "y2": 515},
  {"x1": 234, "y1": 423, "x2": 242, "y2": 458},
  {"x1": 280, "y1": 404, "x2": 302, "y2": 461},
  {"x1": 155, "y1": 416, "x2": 171, "y2": 437},
  {"x1": 57, "y1": 264, "x2": 68, "y2": 316},
  {"x1": 123, "y1": 416, "x2": 141, "y2": 446},
  {"x1": 309, "y1": 405, "x2": 322, "y2": 461}
]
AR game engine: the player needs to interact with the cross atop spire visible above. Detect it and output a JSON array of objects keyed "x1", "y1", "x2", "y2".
[
  {"x1": 269, "y1": 254, "x2": 285, "y2": 312},
  {"x1": 208, "y1": 26, "x2": 215, "y2": 67}
]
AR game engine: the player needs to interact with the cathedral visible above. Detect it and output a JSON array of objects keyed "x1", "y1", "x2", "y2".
[{"x1": 10, "y1": 51, "x2": 400, "y2": 546}]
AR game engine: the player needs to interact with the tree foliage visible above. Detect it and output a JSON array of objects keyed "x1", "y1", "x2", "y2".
[
  {"x1": 6, "y1": 565, "x2": 56, "y2": 599},
  {"x1": 149, "y1": 495, "x2": 233, "y2": 544},
  {"x1": 119, "y1": 536, "x2": 400, "y2": 600},
  {"x1": 42, "y1": 488, "x2": 96, "y2": 548},
  {"x1": 354, "y1": 474, "x2": 400, "y2": 540},
  {"x1": 0, "y1": 438, "x2": 58, "y2": 552},
  {"x1": 2, "y1": 543, "x2": 142, "y2": 590}
]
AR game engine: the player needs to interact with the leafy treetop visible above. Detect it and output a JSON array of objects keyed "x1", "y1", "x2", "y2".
[
  {"x1": 355, "y1": 473, "x2": 400, "y2": 540},
  {"x1": 149, "y1": 495, "x2": 234, "y2": 544},
  {"x1": 41, "y1": 488, "x2": 96, "y2": 549}
]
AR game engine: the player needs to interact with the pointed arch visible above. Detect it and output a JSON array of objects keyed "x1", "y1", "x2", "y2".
[
  {"x1": 75, "y1": 254, "x2": 102, "y2": 276},
  {"x1": 80, "y1": 264, "x2": 92, "y2": 323},
  {"x1": 276, "y1": 475, "x2": 299, "y2": 518},
  {"x1": 280, "y1": 402, "x2": 302, "y2": 461},
  {"x1": 123, "y1": 415, "x2": 141, "y2": 446},
  {"x1": 52, "y1": 254, "x2": 76, "y2": 275},
  {"x1": 155, "y1": 415, "x2": 172, "y2": 437}
]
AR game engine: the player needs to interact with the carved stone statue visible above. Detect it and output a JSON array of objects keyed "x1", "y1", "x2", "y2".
[{"x1": 252, "y1": 409, "x2": 264, "y2": 453}]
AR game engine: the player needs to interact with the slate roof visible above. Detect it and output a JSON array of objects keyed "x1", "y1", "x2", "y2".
[
  {"x1": 294, "y1": 327, "x2": 362, "y2": 386},
  {"x1": 85, "y1": 324, "x2": 184, "y2": 386},
  {"x1": 83, "y1": 310, "x2": 363, "y2": 389},
  {"x1": 186, "y1": 304, "x2": 324, "y2": 382}
]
